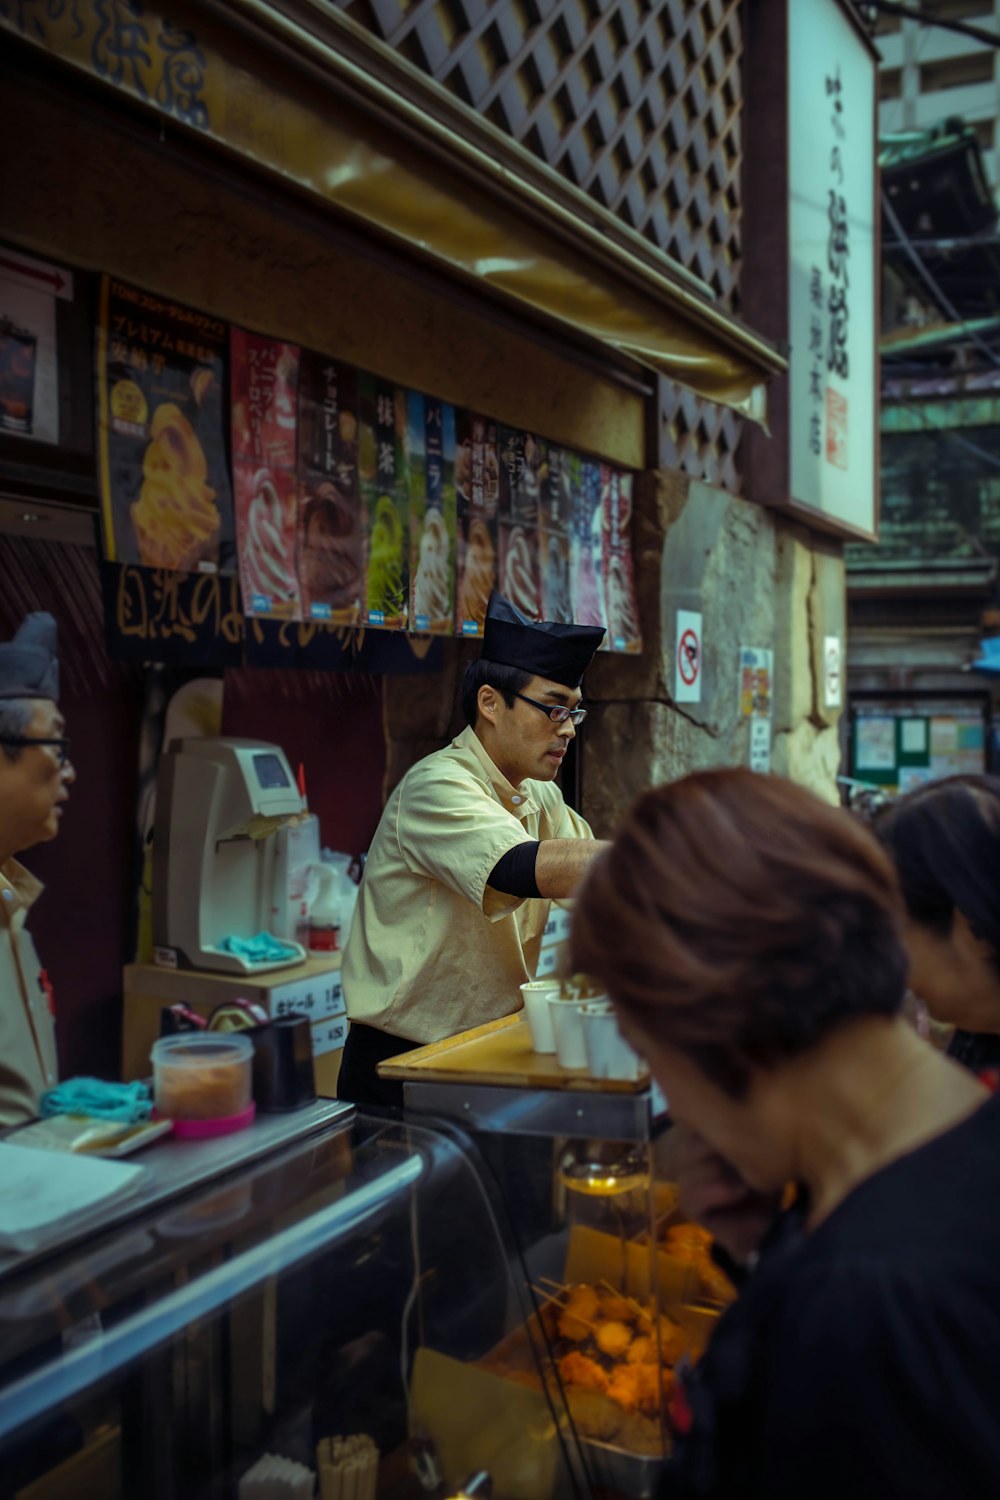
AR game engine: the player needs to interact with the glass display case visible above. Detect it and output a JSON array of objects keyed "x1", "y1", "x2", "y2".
[{"x1": 0, "y1": 1101, "x2": 732, "y2": 1500}]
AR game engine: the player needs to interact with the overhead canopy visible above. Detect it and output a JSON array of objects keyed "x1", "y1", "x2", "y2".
[{"x1": 0, "y1": 0, "x2": 785, "y2": 421}]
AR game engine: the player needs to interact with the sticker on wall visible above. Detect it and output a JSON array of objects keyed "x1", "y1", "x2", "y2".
[
  {"x1": 231, "y1": 327, "x2": 302, "y2": 618},
  {"x1": 739, "y1": 646, "x2": 773, "y2": 718},
  {"x1": 749, "y1": 716, "x2": 772, "y2": 774},
  {"x1": 675, "y1": 610, "x2": 703, "y2": 704},
  {"x1": 98, "y1": 277, "x2": 235, "y2": 574},
  {"x1": 823, "y1": 635, "x2": 842, "y2": 709}
]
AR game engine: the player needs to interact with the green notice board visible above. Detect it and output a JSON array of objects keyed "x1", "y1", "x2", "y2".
[{"x1": 852, "y1": 711, "x2": 985, "y2": 791}]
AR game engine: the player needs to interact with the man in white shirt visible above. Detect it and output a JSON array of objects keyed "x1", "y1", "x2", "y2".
[{"x1": 340, "y1": 590, "x2": 607, "y2": 1105}]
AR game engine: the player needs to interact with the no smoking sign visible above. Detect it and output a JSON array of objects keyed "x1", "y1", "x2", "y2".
[{"x1": 675, "y1": 610, "x2": 703, "y2": 704}]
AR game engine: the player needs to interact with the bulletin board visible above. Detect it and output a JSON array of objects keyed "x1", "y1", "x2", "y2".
[{"x1": 851, "y1": 702, "x2": 988, "y2": 791}]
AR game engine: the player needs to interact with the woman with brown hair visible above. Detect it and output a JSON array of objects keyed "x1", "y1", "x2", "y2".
[{"x1": 571, "y1": 768, "x2": 1000, "y2": 1500}]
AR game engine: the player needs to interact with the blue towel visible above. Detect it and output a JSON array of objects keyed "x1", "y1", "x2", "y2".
[
  {"x1": 40, "y1": 1078, "x2": 152, "y2": 1122},
  {"x1": 219, "y1": 932, "x2": 298, "y2": 963}
]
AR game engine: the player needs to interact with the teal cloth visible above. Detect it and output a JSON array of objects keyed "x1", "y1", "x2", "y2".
[
  {"x1": 219, "y1": 932, "x2": 298, "y2": 963},
  {"x1": 39, "y1": 1078, "x2": 152, "y2": 1122}
]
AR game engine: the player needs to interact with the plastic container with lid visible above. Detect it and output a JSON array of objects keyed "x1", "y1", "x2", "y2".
[{"x1": 151, "y1": 1034, "x2": 254, "y2": 1132}]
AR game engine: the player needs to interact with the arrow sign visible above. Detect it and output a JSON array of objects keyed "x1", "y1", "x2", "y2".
[
  {"x1": 0, "y1": 250, "x2": 73, "y2": 301},
  {"x1": 675, "y1": 609, "x2": 703, "y2": 704}
]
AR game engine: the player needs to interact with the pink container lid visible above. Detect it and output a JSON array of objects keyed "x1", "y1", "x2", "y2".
[{"x1": 158, "y1": 1101, "x2": 256, "y2": 1139}]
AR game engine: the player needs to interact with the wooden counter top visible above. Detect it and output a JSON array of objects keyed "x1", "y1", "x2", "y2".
[{"x1": 378, "y1": 1012, "x2": 649, "y2": 1093}]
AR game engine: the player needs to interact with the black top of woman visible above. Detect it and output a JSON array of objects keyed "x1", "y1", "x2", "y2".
[{"x1": 661, "y1": 1089, "x2": 1000, "y2": 1500}]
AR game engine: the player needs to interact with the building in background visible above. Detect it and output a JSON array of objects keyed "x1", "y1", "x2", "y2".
[{"x1": 846, "y1": 4, "x2": 1000, "y2": 790}]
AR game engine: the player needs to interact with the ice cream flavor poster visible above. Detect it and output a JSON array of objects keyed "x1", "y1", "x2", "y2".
[
  {"x1": 602, "y1": 467, "x2": 642, "y2": 653},
  {"x1": 360, "y1": 374, "x2": 408, "y2": 629},
  {"x1": 97, "y1": 277, "x2": 235, "y2": 573},
  {"x1": 570, "y1": 455, "x2": 607, "y2": 636},
  {"x1": 231, "y1": 328, "x2": 302, "y2": 619},
  {"x1": 538, "y1": 442, "x2": 573, "y2": 624},
  {"x1": 455, "y1": 412, "x2": 499, "y2": 637},
  {"x1": 498, "y1": 427, "x2": 543, "y2": 620},
  {"x1": 297, "y1": 352, "x2": 363, "y2": 625},
  {"x1": 409, "y1": 394, "x2": 456, "y2": 634}
]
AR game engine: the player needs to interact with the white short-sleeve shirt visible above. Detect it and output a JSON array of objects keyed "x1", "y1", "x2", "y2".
[{"x1": 341, "y1": 725, "x2": 592, "y2": 1042}]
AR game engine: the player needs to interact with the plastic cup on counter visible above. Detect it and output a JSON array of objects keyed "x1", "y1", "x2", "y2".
[
  {"x1": 579, "y1": 999, "x2": 644, "y2": 1081},
  {"x1": 520, "y1": 979, "x2": 560, "y2": 1053},
  {"x1": 151, "y1": 1033, "x2": 255, "y2": 1137},
  {"x1": 548, "y1": 995, "x2": 588, "y2": 1069}
]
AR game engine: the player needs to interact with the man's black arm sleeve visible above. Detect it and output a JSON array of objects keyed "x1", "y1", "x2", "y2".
[{"x1": 487, "y1": 841, "x2": 542, "y2": 898}]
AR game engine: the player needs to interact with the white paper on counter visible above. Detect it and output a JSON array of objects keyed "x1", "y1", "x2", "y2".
[{"x1": 0, "y1": 1141, "x2": 147, "y2": 1253}]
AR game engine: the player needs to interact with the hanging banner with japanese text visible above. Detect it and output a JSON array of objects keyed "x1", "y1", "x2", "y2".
[
  {"x1": 297, "y1": 352, "x2": 363, "y2": 626},
  {"x1": 455, "y1": 412, "x2": 499, "y2": 637},
  {"x1": 498, "y1": 427, "x2": 543, "y2": 620},
  {"x1": 97, "y1": 277, "x2": 235, "y2": 572},
  {"x1": 409, "y1": 394, "x2": 457, "y2": 635},
  {"x1": 231, "y1": 328, "x2": 302, "y2": 620},
  {"x1": 787, "y1": 0, "x2": 876, "y2": 536}
]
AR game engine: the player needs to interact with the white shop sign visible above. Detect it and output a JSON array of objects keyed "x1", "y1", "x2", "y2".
[
  {"x1": 787, "y1": 0, "x2": 876, "y2": 536},
  {"x1": 312, "y1": 1015, "x2": 348, "y2": 1057}
]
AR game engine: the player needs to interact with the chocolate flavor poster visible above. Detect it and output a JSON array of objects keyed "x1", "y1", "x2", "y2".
[
  {"x1": 231, "y1": 328, "x2": 302, "y2": 619},
  {"x1": 360, "y1": 375, "x2": 408, "y2": 629},
  {"x1": 498, "y1": 427, "x2": 543, "y2": 620},
  {"x1": 297, "y1": 352, "x2": 363, "y2": 626},
  {"x1": 409, "y1": 394, "x2": 456, "y2": 634},
  {"x1": 455, "y1": 413, "x2": 499, "y2": 636},
  {"x1": 603, "y1": 467, "x2": 642, "y2": 653},
  {"x1": 97, "y1": 277, "x2": 234, "y2": 573}
]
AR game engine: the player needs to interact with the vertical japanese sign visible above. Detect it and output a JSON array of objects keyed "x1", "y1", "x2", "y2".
[
  {"x1": 788, "y1": 0, "x2": 875, "y2": 534},
  {"x1": 231, "y1": 329, "x2": 302, "y2": 617},
  {"x1": 409, "y1": 394, "x2": 457, "y2": 635},
  {"x1": 98, "y1": 278, "x2": 234, "y2": 572},
  {"x1": 297, "y1": 352, "x2": 362, "y2": 625},
  {"x1": 570, "y1": 457, "x2": 608, "y2": 635},
  {"x1": 360, "y1": 376, "x2": 408, "y2": 629},
  {"x1": 602, "y1": 467, "x2": 642, "y2": 653},
  {"x1": 455, "y1": 412, "x2": 499, "y2": 636},
  {"x1": 498, "y1": 427, "x2": 543, "y2": 620}
]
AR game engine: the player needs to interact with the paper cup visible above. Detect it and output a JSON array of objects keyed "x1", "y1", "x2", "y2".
[
  {"x1": 548, "y1": 996, "x2": 588, "y2": 1070},
  {"x1": 520, "y1": 980, "x2": 560, "y2": 1053},
  {"x1": 580, "y1": 1000, "x2": 644, "y2": 1081}
]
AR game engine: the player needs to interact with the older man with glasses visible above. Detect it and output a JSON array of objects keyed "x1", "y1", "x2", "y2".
[
  {"x1": 0, "y1": 612, "x2": 75, "y2": 1125},
  {"x1": 339, "y1": 589, "x2": 608, "y2": 1106}
]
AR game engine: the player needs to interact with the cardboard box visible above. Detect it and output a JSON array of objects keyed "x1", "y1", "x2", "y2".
[{"x1": 122, "y1": 956, "x2": 345, "y2": 1097}]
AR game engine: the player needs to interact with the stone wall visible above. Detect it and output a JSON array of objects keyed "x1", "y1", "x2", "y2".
[{"x1": 384, "y1": 469, "x2": 846, "y2": 824}]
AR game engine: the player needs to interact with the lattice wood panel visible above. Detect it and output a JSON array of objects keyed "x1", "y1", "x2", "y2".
[{"x1": 335, "y1": 0, "x2": 745, "y2": 487}]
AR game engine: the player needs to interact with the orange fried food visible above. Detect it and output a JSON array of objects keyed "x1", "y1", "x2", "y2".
[
  {"x1": 597, "y1": 1288, "x2": 635, "y2": 1321},
  {"x1": 607, "y1": 1365, "x2": 642, "y2": 1414},
  {"x1": 626, "y1": 1335, "x2": 654, "y2": 1365},
  {"x1": 594, "y1": 1320, "x2": 633, "y2": 1359},
  {"x1": 558, "y1": 1351, "x2": 609, "y2": 1394},
  {"x1": 564, "y1": 1285, "x2": 600, "y2": 1321},
  {"x1": 558, "y1": 1311, "x2": 593, "y2": 1342}
]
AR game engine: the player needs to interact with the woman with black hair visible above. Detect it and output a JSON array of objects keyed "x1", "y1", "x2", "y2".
[{"x1": 872, "y1": 774, "x2": 1000, "y2": 1075}]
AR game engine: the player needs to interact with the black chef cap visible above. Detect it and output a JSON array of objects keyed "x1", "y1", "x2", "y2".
[
  {"x1": 481, "y1": 591, "x2": 604, "y2": 689},
  {"x1": 0, "y1": 613, "x2": 59, "y2": 701}
]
